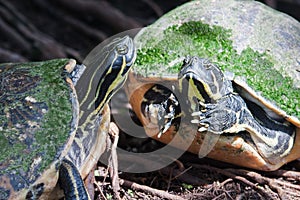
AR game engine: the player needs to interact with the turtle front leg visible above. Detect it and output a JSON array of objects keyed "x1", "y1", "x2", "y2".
[
  {"x1": 192, "y1": 94, "x2": 246, "y2": 134},
  {"x1": 192, "y1": 93, "x2": 296, "y2": 163},
  {"x1": 59, "y1": 159, "x2": 90, "y2": 200},
  {"x1": 144, "y1": 92, "x2": 180, "y2": 138}
]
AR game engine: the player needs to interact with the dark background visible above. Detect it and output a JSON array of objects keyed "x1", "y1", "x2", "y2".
[{"x1": 1, "y1": 0, "x2": 299, "y2": 63}]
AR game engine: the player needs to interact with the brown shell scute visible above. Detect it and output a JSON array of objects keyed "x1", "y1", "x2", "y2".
[{"x1": 0, "y1": 67, "x2": 40, "y2": 95}]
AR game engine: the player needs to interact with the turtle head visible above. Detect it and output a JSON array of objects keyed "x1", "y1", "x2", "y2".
[
  {"x1": 77, "y1": 35, "x2": 136, "y2": 117},
  {"x1": 94, "y1": 35, "x2": 136, "y2": 111},
  {"x1": 179, "y1": 56, "x2": 232, "y2": 103}
]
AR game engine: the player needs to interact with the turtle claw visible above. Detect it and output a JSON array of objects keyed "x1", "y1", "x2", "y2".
[
  {"x1": 157, "y1": 119, "x2": 172, "y2": 138},
  {"x1": 192, "y1": 111, "x2": 202, "y2": 116},
  {"x1": 164, "y1": 113, "x2": 174, "y2": 119},
  {"x1": 191, "y1": 101, "x2": 221, "y2": 133},
  {"x1": 199, "y1": 101, "x2": 206, "y2": 107},
  {"x1": 192, "y1": 109, "x2": 210, "y2": 132},
  {"x1": 201, "y1": 123, "x2": 209, "y2": 127},
  {"x1": 157, "y1": 130, "x2": 164, "y2": 138},
  {"x1": 191, "y1": 96, "x2": 240, "y2": 134},
  {"x1": 191, "y1": 113, "x2": 205, "y2": 120},
  {"x1": 191, "y1": 119, "x2": 200, "y2": 124},
  {"x1": 198, "y1": 127, "x2": 208, "y2": 132},
  {"x1": 191, "y1": 119, "x2": 207, "y2": 125}
]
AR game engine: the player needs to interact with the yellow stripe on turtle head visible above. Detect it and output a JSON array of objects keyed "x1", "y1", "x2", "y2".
[{"x1": 77, "y1": 35, "x2": 136, "y2": 126}]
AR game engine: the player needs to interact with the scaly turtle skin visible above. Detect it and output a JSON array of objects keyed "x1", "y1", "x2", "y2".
[
  {"x1": 0, "y1": 35, "x2": 136, "y2": 199},
  {"x1": 179, "y1": 56, "x2": 300, "y2": 167}
]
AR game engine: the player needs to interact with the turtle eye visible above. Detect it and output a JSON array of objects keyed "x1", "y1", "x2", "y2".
[
  {"x1": 205, "y1": 63, "x2": 212, "y2": 69},
  {"x1": 116, "y1": 44, "x2": 128, "y2": 55},
  {"x1": 183, "y1": 56, "x2": 191, "y2": 64}
]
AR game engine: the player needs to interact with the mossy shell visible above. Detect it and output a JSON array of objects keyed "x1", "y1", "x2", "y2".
[
  {"x1": 128, "y1": 0, "x2": 300, "y2": 170},
  {"x1": 0, "y1": 59, "x2": 79, "y2": 199}
]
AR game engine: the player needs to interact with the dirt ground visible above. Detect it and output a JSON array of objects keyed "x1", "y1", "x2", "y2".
[{"x1": 1, "y1": 0, "x2": 300, "y2": 199}]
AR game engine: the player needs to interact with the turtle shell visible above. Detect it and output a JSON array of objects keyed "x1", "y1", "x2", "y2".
[
  {"x1": 232, "y1": 77, "x2": 300, "y2": 128},
  {"x1": 0, "y1": 59, "x2": 79, "y2": 199},
  {"x1": 131, "y1": 0, "x2": 300, "y2": 121},
  {"x1": 126, "y1": 0, "x2": 300, "y2": 170}
]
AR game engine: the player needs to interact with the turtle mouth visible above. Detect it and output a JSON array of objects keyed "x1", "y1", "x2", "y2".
[
  {"x1": 125, "y1": 36, "x2": 136, "y2": 62},
  {"x1": 180, "y1": 70, "x2": 212, "y2": 103},
  {"x1": 121, "y1": 36, "x2": 136, "y2": 76},
  {"x1": 127, "y1": 45, "x2": 136, "y2": 67}
]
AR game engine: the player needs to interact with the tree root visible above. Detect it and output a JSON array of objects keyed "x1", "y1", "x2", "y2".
[
  {"x1": 191, "y1": 163, "x2": 300, "y2": 200},
  {"x1": 119, "y1": 178, "x2": 185, "y2": 200},
  {"x1": 228, "y1": 168, "x2": 300, "y2": 199},
  {"x1": 84, "y1": 166, "x2": 96, "y2": 200},
  {"x1": 264, "y1": 168, "x2": 300, "y2": 181},
  {"x1": 192, "y1": 164, "x2": 280, "y2": 199},
  {"x1": 107, "y1": 122, "x2": 121, "y2": 200}
]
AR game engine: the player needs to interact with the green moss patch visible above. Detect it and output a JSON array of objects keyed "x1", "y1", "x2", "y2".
[
  {"x1": 0, "y1": 59, "x2": 73, "y2": 182},
  {"x1": 134, "y1": 21, "x2": 300, "y2": 120}
]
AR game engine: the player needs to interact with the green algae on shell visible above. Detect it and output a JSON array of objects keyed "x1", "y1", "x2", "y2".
[
  {"x1": 133, "y1": 0, "x2": 300, "y2": 121},
  {"x1": 0, "y1": 59, "x2": 77, "y2": 184}
]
